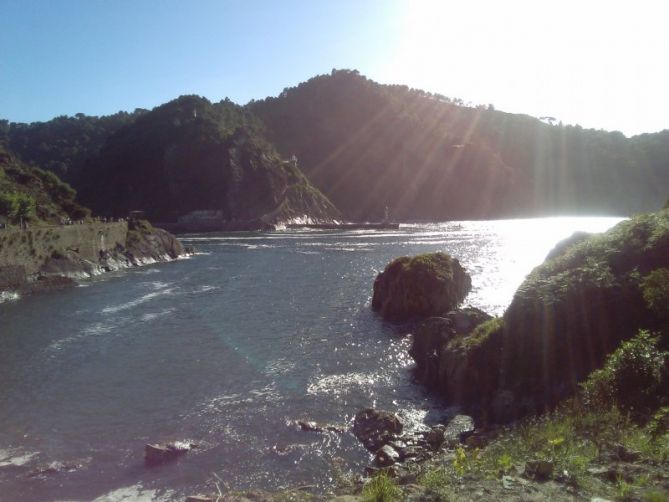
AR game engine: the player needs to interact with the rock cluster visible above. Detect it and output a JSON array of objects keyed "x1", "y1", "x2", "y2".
[{"x1": 351, "y1": 408, "x2": 475, "y2": 471}]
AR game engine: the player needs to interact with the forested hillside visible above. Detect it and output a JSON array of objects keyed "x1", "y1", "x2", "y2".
[
  {"x1": 72, "y1": 96, "x2": 338, "y2": 223},
  {"x1": 251, "y1": 70, "x2": 669, "y2": 220},
  {"x1": 3, "y1": 70, "x2": 668, "y2": 223}
]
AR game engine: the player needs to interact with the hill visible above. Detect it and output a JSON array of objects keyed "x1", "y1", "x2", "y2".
[
  {"x1": 72, "y1": 96, "x2": 338, "y2": 226},
  {"x1": 251, "y1": 69, "x2": 669, "y2": 220}
]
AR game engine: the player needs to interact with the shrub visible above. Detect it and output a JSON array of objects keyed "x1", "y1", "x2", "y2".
[
  {"x1": 581, "y1": 330, "x2": 668, "y2": 414},
  {"x1": 361, "y1": 472, "x2": 400, "y2": 502},
  {"x1": 641, "y1": 268, "x2": 669, "y2": 320}
]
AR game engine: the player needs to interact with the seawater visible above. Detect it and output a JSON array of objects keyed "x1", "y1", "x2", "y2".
[{"x1": 0, "y1": 217, "x2": 622, "y2": 501}]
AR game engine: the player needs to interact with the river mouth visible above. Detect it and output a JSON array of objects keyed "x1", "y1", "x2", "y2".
[{"x1": 0, "y1": 217, "x2": 622, "y2": 501}]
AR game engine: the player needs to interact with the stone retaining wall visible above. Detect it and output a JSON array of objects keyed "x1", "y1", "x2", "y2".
[{"x1": 0, "y1": 222, "x2": 128, "y2": 277}]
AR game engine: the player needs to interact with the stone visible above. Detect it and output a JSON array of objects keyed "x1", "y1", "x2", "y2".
[
  {"x1": 352, "y1": 409, "x2": 403, "y2": 452},
  {"x1": 375, "y1": 445, "x2": 400, "y2": 467},
  {"x1": 423, "y1": 426, "x2": 445, "y2": 449},
  {"x1": 448, "y1": 307, "x2": 493, "y2": 335},
  {"x1": 371, "y1": 253, "x2": 471, "y2": 322},
  {"x1": 443, "y1": 415, "x2": 475, "y2": 446},
  {"x1": 297, "y1": 420, "x2": 344, "y2": 434},
  {"x1": 525, "y1": 459, "x2": 554, "y2": 480},
  {"x1": 144, "y1": 442, "x2": 191, "y2": 466},
  {"x1": 614, "y1": 443, "x2": 641, "y2": 462}
]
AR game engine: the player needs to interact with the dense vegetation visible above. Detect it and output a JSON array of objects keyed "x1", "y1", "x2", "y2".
[
  {"x1": 251, "y1": 69, "x2": 669, "y2": 220},
  {"x1": 73, "y1": 96, "x2": 337, "y2": 222},
  {"x1": 0, "y1": 145, "x2": 89, "y2": 225},
  {"x1": 1, "y1": 111, "x2": 141, "y2": 183}
]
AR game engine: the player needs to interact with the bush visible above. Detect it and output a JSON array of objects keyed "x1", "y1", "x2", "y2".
[
  {"x1": 641, "y1": 268, "x2": 669, "y2": 320},
  {"x1": 581, "y1": 330, "x2": 668, "y2": 414},
  {"x1": 361, "y1": 472, "x2": 400, "y2": 502}
]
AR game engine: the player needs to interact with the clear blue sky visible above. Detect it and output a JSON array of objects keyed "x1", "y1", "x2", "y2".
[{"x1": 2, "y1": 0, "x2": 668, "y2": 136}]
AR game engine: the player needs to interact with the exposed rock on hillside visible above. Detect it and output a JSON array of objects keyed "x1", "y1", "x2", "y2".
[{"x1": 372, "y1": 253, "x2": 471, "y2": 322}]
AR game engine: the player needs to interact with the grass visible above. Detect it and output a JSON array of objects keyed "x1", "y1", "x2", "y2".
[
  {"x1": 414, "y1": 402, "x2": 669, "y2": 500},
  {"x1": 448, "y1": 317, "x2": 504, "y2": 352},
  {"x1": 361, "y1": 472, "x2": 401, "y2": 502}
]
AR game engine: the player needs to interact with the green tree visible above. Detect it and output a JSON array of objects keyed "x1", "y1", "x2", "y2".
[{"x1": 0, "y1": 192, "x2": 36, "y2": 227}]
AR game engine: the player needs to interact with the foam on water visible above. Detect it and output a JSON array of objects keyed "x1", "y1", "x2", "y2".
[
  {"x1": 101, "y1": 286, "x2": 177, "y2": 314},
  {"x1": 0, "y1": 291, "x2": 20, "y2": 304}
]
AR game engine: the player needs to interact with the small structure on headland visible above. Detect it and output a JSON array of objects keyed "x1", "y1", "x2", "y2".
[{"x1": 128, "y1": 210, "x2": 146, "y2": 221}]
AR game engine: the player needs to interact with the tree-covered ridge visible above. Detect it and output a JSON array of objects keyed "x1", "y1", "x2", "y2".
[
  {"x1": 251, "y1": 69, "x2": 669, "y2": 220},
  {"x1": 0, "y1": 145, "x2": 89, "y2": 225},
  {"x1": 1, "y1": 110, "x2": 143, "y2": 183},
  {"x1": 75, "y1": 95, "x2": 338, "y2": 222}
]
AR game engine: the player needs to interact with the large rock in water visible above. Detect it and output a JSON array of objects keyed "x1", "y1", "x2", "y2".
[{"x1": 372, "y1": 253, "x2": 471, "y2": 321}]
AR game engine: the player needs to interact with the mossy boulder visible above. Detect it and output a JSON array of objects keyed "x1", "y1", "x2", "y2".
[
  {"x1": 372, "y1": 252, "x2": 471, "y2": 322},
  {"x1": 411, "y1": 313, "x2": 503, "y2": 413}
]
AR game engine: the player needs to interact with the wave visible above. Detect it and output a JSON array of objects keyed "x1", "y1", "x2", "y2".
[
  {"x1": 140, "y1": 308, "x2": 175, "y2": 322},
  {"x1": 0, "y1": 448, "x2": 38, "y2": 467},
  {"x1": 307, "y1": 371, "x2": 392, "y2": 397},
  {"x1": 92, "y1": 484, "x2": 173, "y2": 502},
  {"x1": 0, "y1": 291, "x2": 20, "y2": 304},
  {"x1": 101, "y1": 286, "x2": 177, "y2": 314}
]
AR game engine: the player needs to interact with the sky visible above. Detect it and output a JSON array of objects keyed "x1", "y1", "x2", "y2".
[{"x1": 1, "y1": 0, "x2": 667, "y2": 136}]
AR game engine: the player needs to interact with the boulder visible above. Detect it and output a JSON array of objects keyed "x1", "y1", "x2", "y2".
[
  {"x1": 144, "y1": 442, "x2": 193, "y2": 466},
  {"x1": 443, "y1": 415, "x2": 475, "y2": 446},
  {"x1": 372, "y1": 253, "x2": 471, "y2": 322},
  {"x1": 411, "y1": 314, "x2": 504, "y2": 409},
  {"x1": 525, "y1": 459, "x2": 554, "y2": 480},
  {"x1": 352, "y1": 409, "x2": 403, "y2": 452},
  {"x1": 375, "y1": 444, "x2": 400, "y2": 467},
  {"x1": 296, "y1": 420, "x2": 344, "y2": 434}
]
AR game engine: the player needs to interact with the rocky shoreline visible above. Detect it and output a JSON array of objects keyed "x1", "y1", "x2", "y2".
[{"x1": 0, "y1": 219, "x2": 191, "y2": 301}]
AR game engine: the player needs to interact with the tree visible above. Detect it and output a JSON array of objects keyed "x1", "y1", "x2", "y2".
[{"x1": 0, "y1": 192, "x2": 36, "y2": 227}]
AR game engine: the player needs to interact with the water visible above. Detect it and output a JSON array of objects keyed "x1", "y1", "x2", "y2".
[{"x1": 0, "y1": 217, "x2": 622, "y2": 501}]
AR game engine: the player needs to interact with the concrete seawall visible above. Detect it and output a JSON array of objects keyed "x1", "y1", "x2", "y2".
[{"x1": 0, "y1": 222, "x2": 128, "y2": 287}]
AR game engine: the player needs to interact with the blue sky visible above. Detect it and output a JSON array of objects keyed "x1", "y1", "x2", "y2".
[
  {"x1": 1, "y1": 0, "x2": 402, "y2": 121},
  {"x1": 1, "y1": 0, "x2": 668, "y2": 136}
]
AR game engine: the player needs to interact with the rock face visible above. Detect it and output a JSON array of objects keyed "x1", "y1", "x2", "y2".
[{"x1": 372, "y1": 253, "x2": 471, "y2": 322}]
